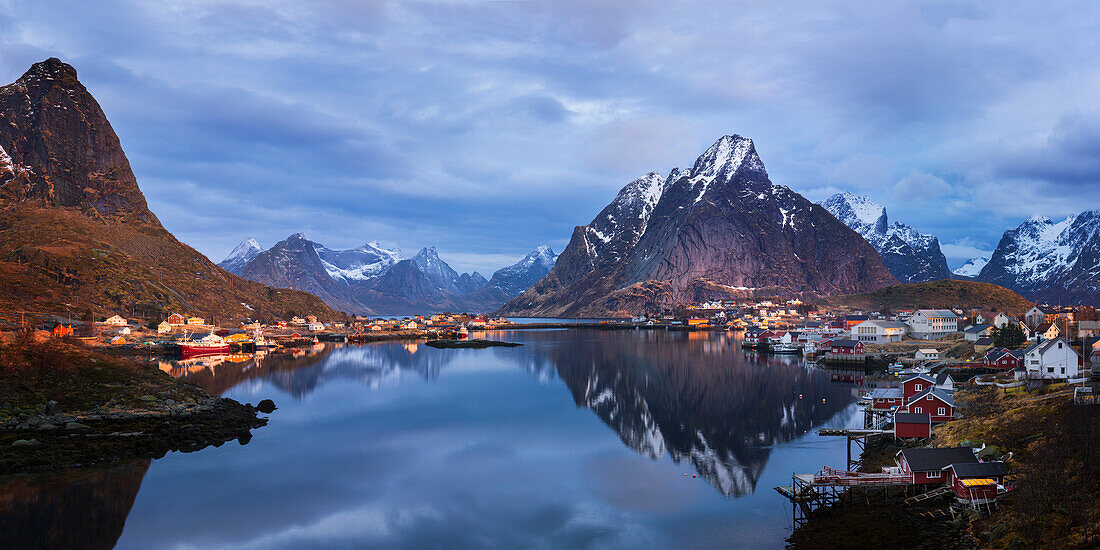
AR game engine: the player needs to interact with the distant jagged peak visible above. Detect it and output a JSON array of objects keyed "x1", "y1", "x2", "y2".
[
  {"x1": 19, "y1": 57, "x2": 79, "y2": 83},
  {"x1": 953, "y1": 256, "x2": 989, "y2": 277},
  {"x1": 821, "y1": 192, "x2": 888, "y2": 234},
  {"x1": 227, "y1": 237, "x2": 262, "y2": 257}
]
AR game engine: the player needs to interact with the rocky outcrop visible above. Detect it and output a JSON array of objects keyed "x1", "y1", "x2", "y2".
[
  {"x1": 0, "y1": 58, "x2": 337, "y2": 320},
  {"x1": 500, "y1": 135, "x2": 896, "y2": 317}
]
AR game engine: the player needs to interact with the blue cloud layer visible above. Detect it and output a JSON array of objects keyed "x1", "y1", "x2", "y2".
[{"x1": 2, "y1": 0, "x2": 1098, "y2": 272}]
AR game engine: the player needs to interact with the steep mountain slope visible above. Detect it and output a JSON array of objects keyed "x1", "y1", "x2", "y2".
[
  {"x1": 953, "y1": 256, "x2": 989, "y2": 278},
  {"x1": 488, "y1": 245, "x2": 558, "y2": 297},
  {"x1": 315, "y1": 241, "x2": 400, "y2": 283},
  {"x1": 821, "y1": 192, "x2": 951, "y2": 283},
  {"x1": 828, "y1": 280, "x2": 1033, "y2": 316},
  {"x1": 218, "y1": 238, "x2": 263, "y2": 275},
  {"x1": 977, "y1": 212, "x2": 1100, "y2": 304},
  {"x1": 500, "y1": 135, "x2": 897, "y2": 317},
  {"x1": 0, "y1": 58, "x2": 336, "y2": 321}
]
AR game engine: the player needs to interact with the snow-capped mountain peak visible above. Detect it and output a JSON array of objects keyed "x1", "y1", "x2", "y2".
[
  {"x1": 489, "y1": 245, "x2": 560, "y2": 297},
  {"x1": 953, "y1": 256, "x2": 989, "y2": 277},
  {"x1": 820, "y1": 192, "x2": 950, "y2": 283},
  {"x1": 218, "y1": 237, "x2": 265, "y2": 275},
  {"x1": 315, "y1": 240, "x2": 402, "y2": 282},
  {"x1": 688, "y1": 135, "x2": 766, "y2": 203}
]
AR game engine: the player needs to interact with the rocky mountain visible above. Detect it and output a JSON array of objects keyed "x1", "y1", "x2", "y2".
[
  {"x1": 315, "y1": 241, "x2": 400, "y2": 283},
  {"x1": 821, "y1": 192, "x2": 951, "y2": 283},
  {"x1": 500, "y1": 135, "x2": 897, "y2": 317},
  {"x1": 953, "y1": 256, "x2": 989, "y2": 278},
  {"x1": 218, "y1": 238, "x2": 263, "y2": 275},
  {"x1": 977, "y1": 211, "x2": 1100, "y2": 305},
  {"x1": 239, "y1": 234, "x2": 365, "y2": 313},
  {"x1": 488, "y1": 245, "x2": 558, "y2": 297},
  {"x1": 234, "y1": 236, "x2": 506, "y2": 314},
  {"x1": 0, "y1": 58, "x2": 336, "y2": 321}
]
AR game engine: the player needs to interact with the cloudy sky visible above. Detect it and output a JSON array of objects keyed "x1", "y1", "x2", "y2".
[{"x1": 2, "y1": 1, "x2": 1099, "y2": 274}]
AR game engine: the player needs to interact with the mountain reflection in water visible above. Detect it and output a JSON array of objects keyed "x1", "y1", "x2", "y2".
[{"x1": 160, "y1": 330, "x2": 854, "y2": 496}]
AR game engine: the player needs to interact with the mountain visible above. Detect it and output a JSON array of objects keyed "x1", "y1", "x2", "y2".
[
  {"x1": 821, "y1": 192, "x2": 952, "y2": 283},
  {"x1": 953, "y1": 256, "x2": 989, "y2": 278},
  {"x1": 828, "y1": 280, "x2": 1033, "y2": 316},
  {"x1": 976, "y1": 212, "x2": 1100, "y2": 305},
  {"x1": 0, "y1": 58, "x2": 336, "y2": 321},
  {"x1": 239, "y1": 234, "x2": 365, "y2": 313},
  {"x1": 499, "y1": 135, "x2": 897, "y2": 317},
  {"x1": 235, "y1": 236, "x2": 506, "y2": 314},
  {"x1": 218, "y1": 238, "x2": 263, "y2": 275},
  {"x1": 315, "y1": 241, "x2": 400, "y2": 283},
  {"x1": 488, "y1": 245, "x2": 558, "y2": 297}
]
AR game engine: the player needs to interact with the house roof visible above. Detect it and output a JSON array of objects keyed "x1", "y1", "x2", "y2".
[
  {"x1": 898, "y1": 447, "x2": 977, "y2": 471},
  {"x1": 963, "y1": 324, "x2": 992, "y2": 334},
  {"x1": 917, "y1": 309, "x2": 958, "y2": 319},
  {"x1": 935, "y1": 372, "x2": 954, "y2": 385},
  {"x1": 902, "y1": 373, "x2": 936, "y2": 384},
  {"x1": 974, "y1": 337, "x2": 994, "y2": 346},
  {"x1": 909, "y1": 387, "x2": 954, "y2": 406},
  {"x1": 894, "y1": 412, "x2": 931, "y2": 424},
  {"x1": 944, "y1": 462, "x2": 1008, "y2": 478},
  {"x1": 871, "y1": 388, "x2": 904, "y2": 399},
  {"x1": 917, "y1": 348, "x2": 940, "y2": 354},
  {"x1": 831, "y1": 339, "x2": 861, "y2": 347}
]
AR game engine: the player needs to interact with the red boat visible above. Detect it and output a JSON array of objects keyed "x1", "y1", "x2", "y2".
[{"x1": 179, "y1": 333, "x2": 231, "y2": 357}]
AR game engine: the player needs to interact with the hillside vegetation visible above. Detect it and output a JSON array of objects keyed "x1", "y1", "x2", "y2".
[{"x1": 827, "y1": 280, "x2": 1033, "y2": 316}]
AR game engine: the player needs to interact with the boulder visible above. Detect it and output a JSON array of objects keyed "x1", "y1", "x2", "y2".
[{"x1": 256, "y1": 399, "x2": 277, "y2": 414}]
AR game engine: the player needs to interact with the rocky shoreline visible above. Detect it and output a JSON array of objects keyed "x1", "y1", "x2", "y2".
[{"x1": 0, "y1": 396, "x2": 273, "y2": 475}]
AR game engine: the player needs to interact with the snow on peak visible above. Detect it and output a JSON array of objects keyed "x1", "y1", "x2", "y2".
[
  {"x1": 688, "y1": 135, "x2": 765, "y2": 203},
  {"x1": 226, "y1": 237, "x2": 262, "y2": 259},
  {"x1": 822, "y1": 192, "x2": 887, "y2": 230},
  {"x1": 953, "y1": 256, "x2": 989, "y2": 277},
  {"x1": 314, "y1": 240, "x2": 403, "y2": 282}
]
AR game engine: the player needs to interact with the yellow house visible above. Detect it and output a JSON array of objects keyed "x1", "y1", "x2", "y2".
[
  {"x1": 187, "y1": 317, "x2": 206, "y2": 326},
  {"x1": 223, "y1": 333, "x2": 251, "y2": 344},
  {"x1": 157, "y1": 321, "x2": 172, "y2": 334},
  {"x1": 110, "y1": 336, "x2": 127, "y2": 345}
]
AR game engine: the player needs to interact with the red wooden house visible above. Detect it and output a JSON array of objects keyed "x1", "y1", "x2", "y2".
[
  {"x1": 941, "y1": 462, "x2": 1008, "y2": 486},
  {"x1": 893, "y1": 411, "x2": 931, "y2": 439},
  {"x1": 983, "y1": 348, "x2": 1022, "y2": 370},
  {"x1": 53, "y1": 324, "x2": 74, "y2": 337},
  {"x1": 903, "y1": 387, "x2": 955, "y2": 422},
  {"x1": 828, "y1": 339, "x2": 865, "y2": 356},
  {"x1": 901, "y1": 374, "x2": 936, "y2": 402},
  {"x1": 896, "y1": 447, "x2": 978, "y2": 485},
  {"x1": 167, "y1": 313, "x2": 186, "y2": 326}
]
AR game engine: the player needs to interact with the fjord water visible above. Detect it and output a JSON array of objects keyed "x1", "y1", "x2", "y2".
[{"x1": 3, "y1": 329, "x2": 862, "y2": 549}]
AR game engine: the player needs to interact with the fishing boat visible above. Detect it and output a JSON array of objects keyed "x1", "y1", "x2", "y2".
[
  {"x1": 458, "y1": 325, "x2": 469, "y2": 339},
  {"x1": 772, "y1": 343, "x2": 801, "y2": 354},
  {"x1": 179, "y1": 333, "x2": 230, "y2": 357}
]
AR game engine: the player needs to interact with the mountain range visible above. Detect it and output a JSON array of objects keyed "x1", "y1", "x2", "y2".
[
  {"x1": 499, "y1": 135, "x2": 898, "y2": 317},
  {"x1": 0, "y1": 58, "x2": 334, "y2": 321},
  {"x1": 820, "y1": 192, "x2": 952, "y2": 283},
  {"x1": 221, "y1": 235, "x2": 558, "y2": 315},
  {"x1": 975, "y1": 212, "x2": 1100, "y2": 305}
]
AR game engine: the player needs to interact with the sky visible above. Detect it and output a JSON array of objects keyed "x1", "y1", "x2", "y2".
[{"x1": 2, "y1": 1, "x2": 1099, "y2": 275}]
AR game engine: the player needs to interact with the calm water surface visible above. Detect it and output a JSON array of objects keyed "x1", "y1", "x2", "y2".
[{"x1": 2, "y1": 329, "x2": 865, "y2": 549}]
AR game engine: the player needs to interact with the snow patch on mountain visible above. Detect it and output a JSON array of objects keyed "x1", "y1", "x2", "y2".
[
  {"x1": 489, "y1": 245, "x2": 559, "y2": 297},
  {"x1": 315, "y1": 241, "x2": 401, "y2": 282},
  {"x1": 983, "y1": 212, "x2": 1100, "y2": 296},
  {"x1": 953, "y1": 256, "x2": 989, "y2": 277},
  {"x1": 688, "y1": 135, "x2": 766, "y2": 204}
]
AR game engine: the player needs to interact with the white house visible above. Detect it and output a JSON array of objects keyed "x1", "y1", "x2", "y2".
[
  {"x1": 935, "y1": 372, "x2": 955, "y2": 392},
  {"x1": 850, "y1": 320, "x2": 909, "y2": 344},
  {"x1": 907, "y1": 310, "x2": 958, "y2": 340},
  {"x1": 1021, "y1": 337, "x2": 1080, "y2": 380},
  {"x1": 400, "y1": 321, "x2": 419, "y2": 330},
  {"x1": 157, "y1": 321, "x2": 172, "y2": 334},
  {"x1": 307, "y1": 321, "x2": 325, "y2": 331},
  {"x1": 1024, "y1": 306, "x2": 1051, "y2": 330},
  {"x1": 915, "y1": 349, "x2": 941, "y2": 361},
  {"x1": 963, "y1": 324, "x2": 993, "y2": 343},
  {"x1": 118, "y1": 326, "x2": 131, "y2": 335},
  {"x1": 104, "y1": 315, "x2": 127, "y2": 326},
  {"x1": 976, "y1": 312, "x2": 1011, "y2": 328}
]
